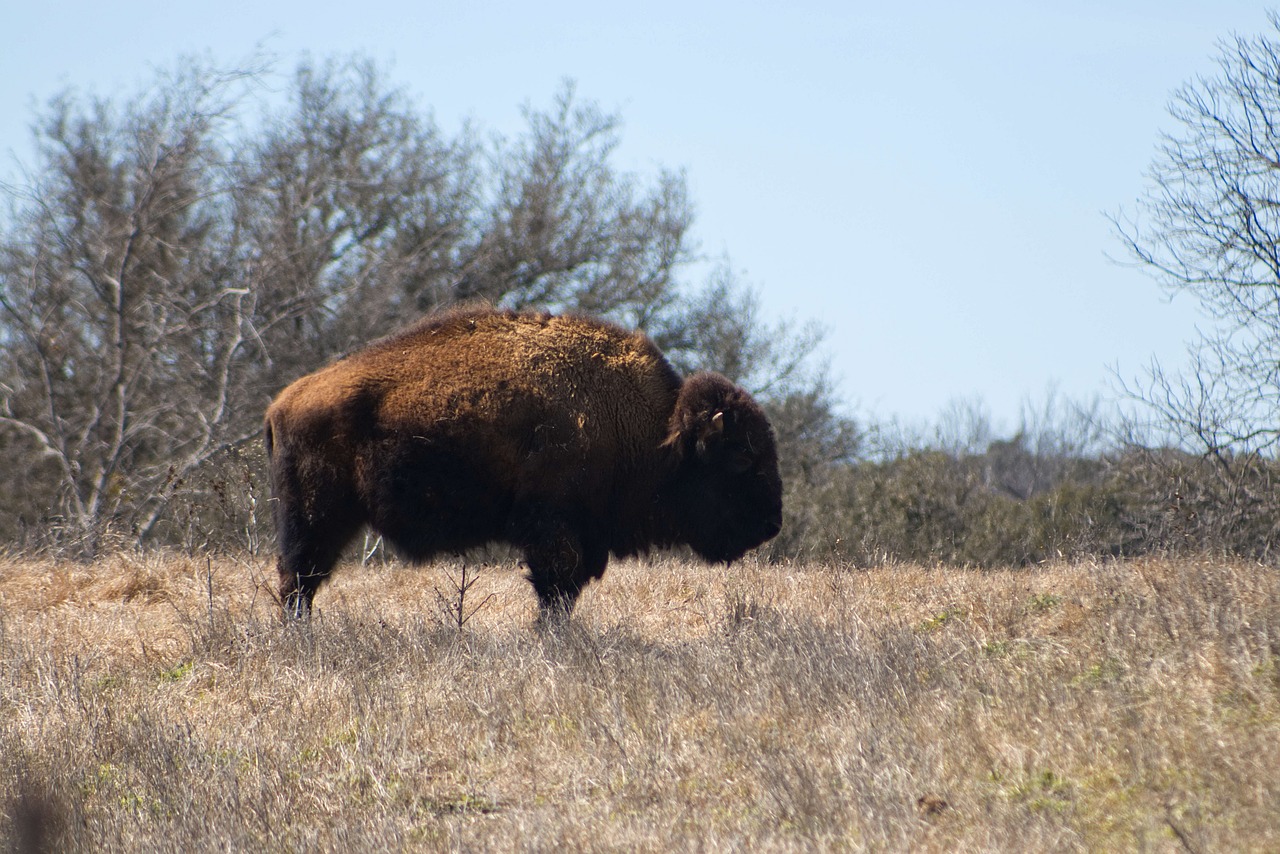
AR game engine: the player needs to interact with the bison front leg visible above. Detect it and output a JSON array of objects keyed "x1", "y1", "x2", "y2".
[
  {"x1": 275, "y1": 497, "x2": 362, "y2": 620},
  {"x1": 523, "y1": 523, "x2": 608, "y2": 625}
]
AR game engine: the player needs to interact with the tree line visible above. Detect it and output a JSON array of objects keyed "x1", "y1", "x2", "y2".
[{"x1": 4, "y1": 25, "x2": 1280, "y2": 565}]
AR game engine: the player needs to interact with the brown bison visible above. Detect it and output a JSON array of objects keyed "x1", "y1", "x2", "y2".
[{"x1": 264, "y1": 307, "x2": 783, "y2": 620}]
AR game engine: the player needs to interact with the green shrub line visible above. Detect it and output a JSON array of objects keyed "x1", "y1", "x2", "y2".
[{"x1": 773, "y1": 440, "x2": 1280, "y2": 567}]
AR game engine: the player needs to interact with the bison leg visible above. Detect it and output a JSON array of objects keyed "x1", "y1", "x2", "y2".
[
  {"x1": 523, "y1": 524, "x2": 608, "y2": 623},
  {"x1": 275, "y1": 501, "x2": 362, "y2": 619}
]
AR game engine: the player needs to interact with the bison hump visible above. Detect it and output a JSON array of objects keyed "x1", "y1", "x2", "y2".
[{"x1": 371, "y1": 312, "x2": 679, "y2": 443}]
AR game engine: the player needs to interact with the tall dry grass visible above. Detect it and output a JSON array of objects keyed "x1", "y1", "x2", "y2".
[{"x1": 1, "y1": 551, "x2": 1278, "y2": 851}]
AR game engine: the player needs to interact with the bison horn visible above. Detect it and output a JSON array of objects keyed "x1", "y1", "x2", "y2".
[{"x1": 694, "y1": 411, "x2": 726, "y2": 459}]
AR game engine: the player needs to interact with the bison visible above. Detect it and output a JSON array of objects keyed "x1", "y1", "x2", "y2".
[{"x1": 264, "y1": 307, "x2": 783, "y2": 621}]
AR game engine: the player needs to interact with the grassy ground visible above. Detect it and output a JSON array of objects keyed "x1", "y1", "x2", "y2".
[{"x1": 1, "y1": 550, "x2": 1278, "y2": 851}]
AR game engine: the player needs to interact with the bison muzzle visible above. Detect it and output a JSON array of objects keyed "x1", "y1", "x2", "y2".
[{"x1": 264, "y1": 308, "x2": 783, "y2": 621}]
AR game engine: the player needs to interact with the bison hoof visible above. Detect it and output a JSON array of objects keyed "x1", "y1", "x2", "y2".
[{"x1": 281, "y1": 593, "x2": 312, "y2": 622}]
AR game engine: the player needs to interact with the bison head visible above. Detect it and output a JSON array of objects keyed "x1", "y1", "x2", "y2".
[{"x1": 662, "y1": 372, "x2": 783, "y2": 562}]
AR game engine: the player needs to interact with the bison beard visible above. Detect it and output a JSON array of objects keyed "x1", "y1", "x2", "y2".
[{"x1": 264, "y1": 308, "x2": 783, "y2": 622}]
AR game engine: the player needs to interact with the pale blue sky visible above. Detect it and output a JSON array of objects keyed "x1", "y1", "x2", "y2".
[{"x1": 1, "y1": 2, "x2": 1270, "y2": 427}]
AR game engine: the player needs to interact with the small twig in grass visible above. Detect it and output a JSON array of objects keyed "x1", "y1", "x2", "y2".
[
  {"x1": 207, "y1": 555, "x2": 215, "y2": 635},
  {"x1": 361, "y1": 534, "x2": 383, "y2": 566},
  {"x1": 433, "y1": 563, "x2": 496, "y2": 633},
  {"x1": 1166, "y1": 806, "x2": 1201, "y2": 854}
]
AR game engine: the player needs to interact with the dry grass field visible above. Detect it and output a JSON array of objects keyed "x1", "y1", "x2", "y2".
[{"x1": 2, "y1": 550, "x2": 1278, "y2": 851}]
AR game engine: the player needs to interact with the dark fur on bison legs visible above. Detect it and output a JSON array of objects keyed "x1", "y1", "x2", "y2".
[
  {"x1": 275, "y1": 514, "x2": 361, "y2": 620},
  {"x1": 524, "y1": 524, "x2": 608, "y2": 629},
  {"x1": 279, "y1": 567, "x2": 321, "y2": 620},
  {"x1": 278, "y1": 556, "x2": 342, "y2": 620},
  {"x1": 278, "y1": 567, "x2": 327, "y2": 620}
]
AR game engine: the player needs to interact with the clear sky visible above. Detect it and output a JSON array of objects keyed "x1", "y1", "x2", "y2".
[{"x1": 1, "y1": 2, "x2": 1271, "y2": 428}]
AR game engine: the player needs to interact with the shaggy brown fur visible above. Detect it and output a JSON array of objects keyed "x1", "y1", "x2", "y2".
[{"x1": 265, "y1": 307, "x2": 783, "y2": 619}]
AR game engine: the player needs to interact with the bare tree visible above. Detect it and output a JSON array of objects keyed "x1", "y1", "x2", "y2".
[
  {"x1": 1113, "y1": 13, "x2": 1280, "y2": 456},
  {"x1": 458, "y1": 81, "x2": 695, "y2": 328},
  {"x1": 0, "y1": 62, "x2": 256, "y2": 552},
  {"x1": 657, "y1": 263, "x2": 823, "y2": 393},
  {"x1": 234, "y1": 57, "x2": 479, "y2": 375},
  {"x1": 1109, "y1": 15, "x2": 1280, "y2": 553},
  {"x1": 0, "y1": 58, "x2": 481, "y2": 550}
]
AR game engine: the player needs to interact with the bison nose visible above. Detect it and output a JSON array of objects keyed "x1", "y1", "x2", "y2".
[{"x1": 764, "y1": 514, "x2": 782, "y2": 540}]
